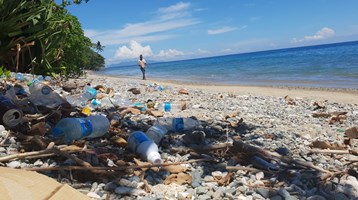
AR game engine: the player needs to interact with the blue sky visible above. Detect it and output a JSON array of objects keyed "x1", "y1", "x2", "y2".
[{"x1": 64, "y1": 0, "x2": 358, "y2": 65}]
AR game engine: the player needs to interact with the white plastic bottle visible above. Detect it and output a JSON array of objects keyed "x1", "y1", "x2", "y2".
[
  {"x1": 51, "y1": 115, "x2": 110, "y2": 144},
  {"x1": 127, "y1": 131, "x2": 162, "y2": 164},
  {"x1": 145, "y1": 125, "x2": 168, "y2": 144},
  {"x1": 154, "y1": 117, "x2": 199, "y2": 132},
  {"x1": 156, "y1": 101, "x2": 186, "y2": 112}
]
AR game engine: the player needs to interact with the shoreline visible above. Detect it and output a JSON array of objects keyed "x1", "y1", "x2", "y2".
[{"x1": 88, "y1": 71, "x2": 358, "y2": 105}]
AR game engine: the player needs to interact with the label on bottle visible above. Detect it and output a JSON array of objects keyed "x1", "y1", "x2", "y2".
[
  {"x1": 41, "y1": 85, "x2": 51, "y2": 95},
  {"x1": 172, "y1": 118, "x2": 184, "y2": 131},
  {"x1": 164, "y1": 102, "x2": 171, "y2": 112},
  {"x1": 79, "y1": 119, "x2": 93, "y2": 137},
  {"x1": 128, "y1": 131, "x2": 150, "y2": 152}
]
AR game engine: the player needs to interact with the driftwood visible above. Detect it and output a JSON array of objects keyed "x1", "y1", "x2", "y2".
[
  {"x1": 171, "y1": 143, "x2": 233, "y2": 154},
  {"x1": 26, "y1": 158, "x2": 215, "y2": 173}
]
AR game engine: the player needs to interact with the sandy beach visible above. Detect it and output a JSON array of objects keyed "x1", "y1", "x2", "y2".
[{"x1": 88, "y1": 71, "x2": 358, "y2": 105}]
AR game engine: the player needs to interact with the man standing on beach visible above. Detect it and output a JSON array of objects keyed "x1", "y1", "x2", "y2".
[{"x1": 138, "y1": 54, "x2": 147, "y2": 80}]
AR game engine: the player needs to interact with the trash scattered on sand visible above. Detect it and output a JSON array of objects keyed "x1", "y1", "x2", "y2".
[{"x1": 0, "y1": 72, "x2": 358, "y2": 199}]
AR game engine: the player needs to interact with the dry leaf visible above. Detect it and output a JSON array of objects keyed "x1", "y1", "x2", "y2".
[
  {"x1": 313, "y1": 101, "x2": 326, "y2": 110},
  {"x1": 120, "y1": 107, "x2": 141, "y2": 117},
  {"x1": 284, "y1": 95, "x2": 296, "y2": 105},
  {"x1": 113, "y1": 137, "x2": 128, "y2": 147},
  {"x1": 178, "y1": 88, "x2": 189, "y2": 95},
  {"x1": 149, "y1": 110, "x2": 164, "y2": 117},
  {"x1": 217, "y1": 172, "x2": 234, "y2": 186},
  {"x1": 311, "y1": 140, "x2": 345, "y2": 150},
  {"x1": 128, "y1": 88, "x2": 141, "y2": 94},
  {"x1": 226, "y1": 111, "x2": 240, "y2": 119},
  {"x1": 27, "y1": 121, "x2": 50, "y2": 136},
  {"x1": 164, "y1": 172, "x2": 192, "y2": 185},
  {"x1": 345, "y1": 127, "x2": 358, "y2": 139},
  {"x1": 162, "y1": 165, "x2": 189, "y2": 173}
]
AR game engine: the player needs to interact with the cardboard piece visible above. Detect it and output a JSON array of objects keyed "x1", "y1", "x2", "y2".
[{"x1": 0, "y1": 167, "x2": 90, "y2": 200}]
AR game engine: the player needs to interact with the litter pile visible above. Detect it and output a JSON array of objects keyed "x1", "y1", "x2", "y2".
[{"x1": 0, "y1": 72, "x2": 358, "y2": 199}]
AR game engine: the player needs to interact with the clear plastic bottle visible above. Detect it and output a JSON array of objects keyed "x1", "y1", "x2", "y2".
[
  {"x1": 145, "y1": 125, "x2": 168, "y2": 144},
  {"x1": 66, "y1": 86, "x2": 97, "y2": 107},
  {"x1": 154, "y1": 117, "x2": 199, "y2": 132},
  {"x1": 155, "y1": 101, "x2": 186, "y2": 112},
  {"x1": 127, "y1": 131, "x2": 162, "y2": 164},
  {"x1": 51, "y1": 115, "x2": 110, "y2": 144},
  {"x1": 28, "y1": 82, "x2": 65, "y2": 108}
]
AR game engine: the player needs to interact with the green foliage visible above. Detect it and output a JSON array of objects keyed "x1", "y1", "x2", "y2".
[
  {"x1": 0, "y1": 0, "x2": 105, "y2": 78},
  {"x1": 0, "y1": 66, "x2": 11, "y2": 78}
]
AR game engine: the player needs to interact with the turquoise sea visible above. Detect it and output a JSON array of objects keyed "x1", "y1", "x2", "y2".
[{"x1": 98, "y1": 41, "x2": 358, "y2": 89}]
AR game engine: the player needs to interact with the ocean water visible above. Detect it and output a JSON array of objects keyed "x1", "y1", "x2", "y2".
[{"x1": 98, "y1": 41, "x2": 358, "y2": 89}]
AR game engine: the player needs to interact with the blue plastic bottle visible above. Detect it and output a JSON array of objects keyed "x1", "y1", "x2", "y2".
[{"x1": 51, "y1": 115, "x2": 109, "y2": 144}]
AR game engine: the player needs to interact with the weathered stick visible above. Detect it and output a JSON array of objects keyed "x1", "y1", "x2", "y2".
[
  {"x1": 309, "y1": 149, "x2": 350, "y2": 154},
  {"x1": 171, "y1": 143, "x2": 233, "y2": 154},
  {"x1": 25, "y1": 158, "x2": 215, "y2": 173},
  {"x1": 226, "y1": 166, "x2": 263, "y2": 173},
  {"x1": 0, "y1": 148, "x2": 54, "y2": 162}
]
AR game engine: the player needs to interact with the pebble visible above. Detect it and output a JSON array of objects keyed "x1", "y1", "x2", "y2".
[{"x1": 1, "y1": 73, "x2": 358, "y2": 199}]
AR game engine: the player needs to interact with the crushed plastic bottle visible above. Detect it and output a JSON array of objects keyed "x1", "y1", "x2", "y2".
[
  {"x1": 66, "y1": 86, "x2": 97, "y2": 107},
  {"x1": 145, "y1": 125, "x2": 168, "y2": 144},
  {"x1": 154, "y1": 117, "x2": 199, "y2": 132},
  {"x1": 127, "y1": 131, "x2": 162, "y2": 164},
  {"x1": 51, "y1": 115, "x2": 110, "y2": 144},
  {"x1": 28, "y1": 82, "x2": 65, "y2": 108}
]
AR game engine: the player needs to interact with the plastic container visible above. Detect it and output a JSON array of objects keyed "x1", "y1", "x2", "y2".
[
  {"x1": 0, "y1": 94, "x2": 23, "y2": 128},
  {"x1": 154, "y1": 117, "x2": 199, "y2": 132},
  {"x1": 127, "y1": 131, "x2": 162, "y2": 164},
  {"x1": 28, "y1": 83, "x2": 65, "y2": 108},
  {"x1": 156, "y1": 102, "x2": 186, "y2": 112},
  {"x1": 51, "y1": 115, "x2": 110, "y2": 144},
  {"x1": 145, "y1": 125, "x2": 168, "y2": 144},
  {"x1": 15, "y1": 73, "x2": 24, "y2": 81},
  {"x1": 66, "y1": 86, "x2": 97, "y2": 107}
]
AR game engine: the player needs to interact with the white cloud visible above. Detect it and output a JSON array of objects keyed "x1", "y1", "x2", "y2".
[
  {"x1": 84, "y1": 2, "x2": 200, "y2": 46},
  {"x1": 113, "y1": 40, "x2": 153, "y2": 60},
  {"x1": 157, "y1": 49, "x2": 184, "y2": 58},
  {"x1": 109, "y1": 40, "x2": 186, "y2": 63},
  {"x1": 291, "y1": 27, "x2": 335, "y2": 43},
  {"x1": 208, "y1": 26, "x2": 237, "y2": 35}
]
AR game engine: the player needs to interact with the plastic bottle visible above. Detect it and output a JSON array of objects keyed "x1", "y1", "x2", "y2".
[
  {"x1": 154, "y1": 117, "x2": 199, "y2": 132},
  {"x1": 28, "y1": 82, "x2": 65, "y2": 108},
  {"x1": 66, "y1": 86, "x2": 97, "y2": 107},
  {"x1": 0, "y1": 94, "x2": 23, "y2": 128},
  {"x1": 51, "y1": 115, "x2": 110, "y2": 144},
  {"x1": 15, "y1": 73, "x2": 24, "y2": 81},
  {"x1": 145, "y1": 125, "x2": 168, "y2": 144},
  {"x1": 156, "y1": 102, "x2": 186, "y2": 112},
  {"x1": 127, "y1": 131, "x2": 162, "y2": 164},
  {"x1": 110, "y1": 96, "x2": 133, "y2": 107}
]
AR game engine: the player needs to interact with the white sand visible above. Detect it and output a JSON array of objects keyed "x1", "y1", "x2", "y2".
[{"x1": 87, "y1": 72, "x2": 358, "y2": 105}]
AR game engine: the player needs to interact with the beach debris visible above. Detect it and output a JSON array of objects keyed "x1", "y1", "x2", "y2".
[
  {"x1": 284, "y1": 95, "x2": 296, "y2": 105},
  {"x1": 345, "y1": 126, "x2": 358, "y2": 139},
  {"x1": 0, "y1": 72, "x2": 357, "y2": 199},
  {"x1": 164, "y1": 172, "x2": 192, "y2": 185},
  {"x1": 128, "y1": 88, "x2": 141, "y2": 94},
  {"x1": 310, "y1": 140, "x2": 345, "y2": 150},
  {"x1": 313, "y1": 101, "x2": 326, "y2": 110},
  {"x1": 178, "y1": 88, "x2": 189, "y2": 95}
]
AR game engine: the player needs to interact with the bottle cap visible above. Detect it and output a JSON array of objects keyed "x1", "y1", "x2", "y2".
[{"x1": 147, "y1": 151, "x2": 162, "y2": 164}]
